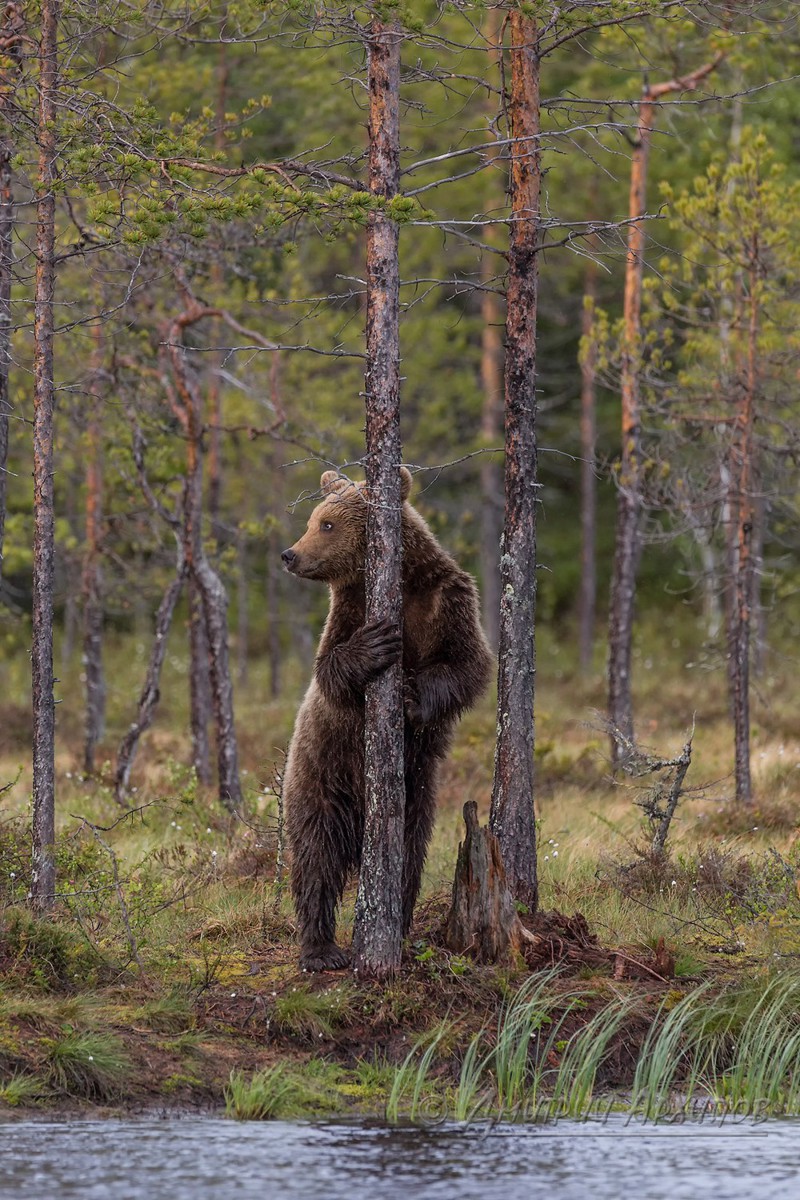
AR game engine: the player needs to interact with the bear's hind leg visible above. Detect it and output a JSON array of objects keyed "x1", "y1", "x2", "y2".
[{"x1": 289, "y1": 793, "x2": 360, "y2": 971}]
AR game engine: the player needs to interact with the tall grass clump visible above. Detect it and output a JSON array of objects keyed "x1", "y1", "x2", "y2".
[
  {"x1": 492, "y1": 970, "x2": 577, "y2": 1117},
  {"x1": 546, "y1": 993, "x2": 638, "y2": 1118},
  {"x1": 697, "y1": 971, "x2": 800, "y2": 1114},
  {"x1": 386, "y1": 1023, "x2": 449, "y2": 1123},
  {"x1": 46, "y1": 1031, "x2": 131, "y2": 1100},
  {"x1": 224, "y1": 1066, "x2": 297, "y2": 1120}
]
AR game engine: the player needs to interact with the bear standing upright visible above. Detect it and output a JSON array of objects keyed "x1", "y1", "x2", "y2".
[{"x1": 281, "y1": 467, "x2": 492, "y2": 971}]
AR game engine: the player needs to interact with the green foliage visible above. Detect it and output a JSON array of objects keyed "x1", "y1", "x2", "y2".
[{"x1": 1, "y1": 909, "x2": 100, "y2": 992}]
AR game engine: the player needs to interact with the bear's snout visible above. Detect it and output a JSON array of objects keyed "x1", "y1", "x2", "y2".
[{"x1": 281, "y1": 547, "x2": 298, "y2": 571}]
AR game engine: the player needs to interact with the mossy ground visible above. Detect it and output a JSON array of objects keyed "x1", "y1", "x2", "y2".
[{"x1": 1, "y1": 613, "x2": 799, "y2": 1117}]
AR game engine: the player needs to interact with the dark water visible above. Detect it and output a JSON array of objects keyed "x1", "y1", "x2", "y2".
[{"x1": 1, "y1": 1115, "x2": 799, "y2": 1200}]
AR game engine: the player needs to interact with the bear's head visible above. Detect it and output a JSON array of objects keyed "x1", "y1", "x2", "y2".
[{"x1": 281, "y1": 466, "x2": 413, "y2": 584}]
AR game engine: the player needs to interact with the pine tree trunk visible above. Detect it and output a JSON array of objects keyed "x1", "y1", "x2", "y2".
[
  {"x1": 31, "y1": 0, "x2": 59, "y2": 912},
  {"x1": 478, "y1": 7, "x2": 504, "y2": 652},
  {"x1": 726, "y1": 255, "x2": 758, "y2": 806},
  {"x1": 578, "y1": 254, "x2": 598, "y2": 674},
  {"x1": 206, "y1": 37, "x2": 228, "y2": 546},
  {"x1": 0, "y1": 2, "x2": 20, "y2": 578},
  {"x1": 81, "y1": 323, "x2": 106, "y2": 776},
  {"x1": 479, "y1": 244, "x2": 504, "y2": 654},
  {"x1": 607, "y1": 92, "x2": 654, "y2": 764},
  {"x1": 488, "y1": 11, "x2": 539, "y2": 910},
  {"x1": 607, "y1": 54, "x2": 723, "y2": 764},
  {"x1": 236, "y1": 529, "x2": 249, "y2": 687},
  {"x1": 0, "y1": 138, "x2": 11, "y2": 575},
  {"x1": 187, "y1": 575, "x2": 212, "y2": 785},
  {"x1": 351, "y1": 17, "x2": 405, "y2": 979}
]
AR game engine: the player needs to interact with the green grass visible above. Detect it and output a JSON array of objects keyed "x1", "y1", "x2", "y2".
[
  {"x1": 0, "y1": 1072, "x2": 47, "y2": 1107},
  {"x1": 45, "y1": 1031, "x2": 132, "y2": 1101},
  {"x1": 1, "y1": 618, "x2": 800, "y2": 1115},
  {"x1": 272, "y1": 983, "x2": 355, "y2": 1041}
]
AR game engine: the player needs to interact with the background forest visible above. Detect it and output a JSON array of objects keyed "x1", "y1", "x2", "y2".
[{"x1": 2, "y1": 0, "x2": 800, "y2": 1115}]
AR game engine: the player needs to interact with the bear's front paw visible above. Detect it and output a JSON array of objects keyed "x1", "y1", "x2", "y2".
[
  {"x1": 300, "y1": 943, "x2": 351, "y2": 972},
  {"x1": 354, "y1": 617, "x2": 402, "y2": 677}
]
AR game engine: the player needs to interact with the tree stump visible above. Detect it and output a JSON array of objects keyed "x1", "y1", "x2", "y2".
[{"x1": 445, "y1": 801, "x2": 522, "y2": 963}]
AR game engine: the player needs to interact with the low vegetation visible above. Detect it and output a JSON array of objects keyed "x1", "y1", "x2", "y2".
[{"x1": 1, "y1": 619, "x2": 799, "y2": 1120}]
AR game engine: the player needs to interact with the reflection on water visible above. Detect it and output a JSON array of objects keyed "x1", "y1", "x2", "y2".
[{"x1": 1, "y1": 1115, "x2": 799, "y2": 1200}]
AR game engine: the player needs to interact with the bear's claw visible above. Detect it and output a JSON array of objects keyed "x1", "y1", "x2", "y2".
[{"x1": 300, "y1": 943, "x2": 351, "y2": 972}]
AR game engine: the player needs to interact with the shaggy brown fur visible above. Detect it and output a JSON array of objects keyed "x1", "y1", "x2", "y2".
[{"x1": 281, "y1": 467, "x2": 492, "y2": 971}]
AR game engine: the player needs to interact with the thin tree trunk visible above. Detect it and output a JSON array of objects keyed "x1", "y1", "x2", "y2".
[
  {"x1": 0, "y1": 136, "x2": 11, "y2": 574},
  {"x1": 351, "y1": 17, "x2": 405, "y2": 978},
  {"x1": 607, "y1": 90, "x2": 653, "y2": 764},
  {"x1": 608, "y1": 56, "x2": 724, "y2": 765},
  {"x1": 0, "y1": 2, "x2": 21, "y2": 577},
  {"x1": 236, "y1": 529, "x2": 248, "y2": 687},
  {"x1": 182, "y1": 361, "x2": 242, "y2": 812},
  {"x1": 727, "y1": 254, "x2": 757, "y2": 806},
  {"x1": 751, "y1": 495, "x2": 767, "y2": 678},
  {"x1": 187, "y1": 575, "x2": 212, "y2": 785},
  {"x1": 488, "y1": 11, "x2": 540, "y2": 910},
  {"x1": 193, "y1": 553, "x2": 243, "y2": 812},
  {"x1": 115, "y1": 544, "x2": 186, "y2": 804},
  {"x1": 479, "y1": 241, "x2": 504, "y2": 653},
  {"x1": 578, "y1": 253, "x2": 598, "y2": 675},
  {"x1": 82, "y1": 322, "x2": 106, "y2": 775},
  {"x1": 207, "y1": 37, "x2": 228, "y2": 543},
  {"x1": 266, "y1": 548, "x2": 281, "y2": 699},
  {"x1": 266, "y1": 353, "x2": 283, "y2": 699},
  {"x1": 165, "y1": 286, "x2": 244, "y2": 814},
  {"x1": 478, "y1": 8, "x2": 504, "y2": 652},
  {"x1": 31, "y1": 0, "x2": 59, "y2": 913}
]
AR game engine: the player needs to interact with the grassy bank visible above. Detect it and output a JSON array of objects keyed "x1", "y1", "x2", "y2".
[{"x1": 1, "y1": 617, "x2": 799, "y2": 1119}]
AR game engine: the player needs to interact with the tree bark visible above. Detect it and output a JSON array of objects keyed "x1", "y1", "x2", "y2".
[
  {"x1": 31, "y1": 0, "x2": 59, "y2": 912},
  {"x1": 187, "y1": 574, "x2": 212, "y2": 785},
  {"x1": 726, "y1": 251, "x2": 757, "y2": 806},
  {"x1": 478, "y1": 8, "x2": 505, "y2": 653},
  {"x1": 446, "y1": 802, "x2": 521, "y2": 964},
  {"x1": 82, "y1": 322, "x2": 106, "y2": 776},
  {"x1": 236, "y1": 528, "x2": 249, "y2": 687},
  {"x1": 488, "y1": 11, "x2": 539, "y2": 911},
  {"x1": 0, "y1": 135, "x2": 11, "y2": 576},
  {"x1": 207, "y1": 37, "x2": 229, "y2": 544},
  {"x1": 607, "y1": 90, "x2": 653, "y2": 764},
  {"x1": 351, "y1": 17, "x2": 405, "y2": 979},
  {"x1": 0, "y1": 2, "x2": 21, "y2": 578},
  {"x1": 578, "y1": 254, "x2": 598, "y2": 674}
]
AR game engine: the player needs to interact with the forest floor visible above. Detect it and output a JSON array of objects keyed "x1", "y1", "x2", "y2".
[{"x1": 1, "y1": 613, "x2": 800, "y2": 1120}]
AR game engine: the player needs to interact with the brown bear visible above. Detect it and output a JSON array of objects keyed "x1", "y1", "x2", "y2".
[{"x1": 281, "y1": 467, "x2": 492, "y2": 971}]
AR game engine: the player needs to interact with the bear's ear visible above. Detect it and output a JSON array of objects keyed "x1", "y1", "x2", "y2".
[
  {"x1": 400, "y1": 466, "x2": 413, "y2": 502},
  {"x1": 320, "y1": 470, "x2": 343, "y2": 495}
]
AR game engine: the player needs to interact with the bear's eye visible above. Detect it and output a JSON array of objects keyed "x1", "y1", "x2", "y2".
[{"x1": 321, "y1": 520, "x2": 334, "y2": 533}]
